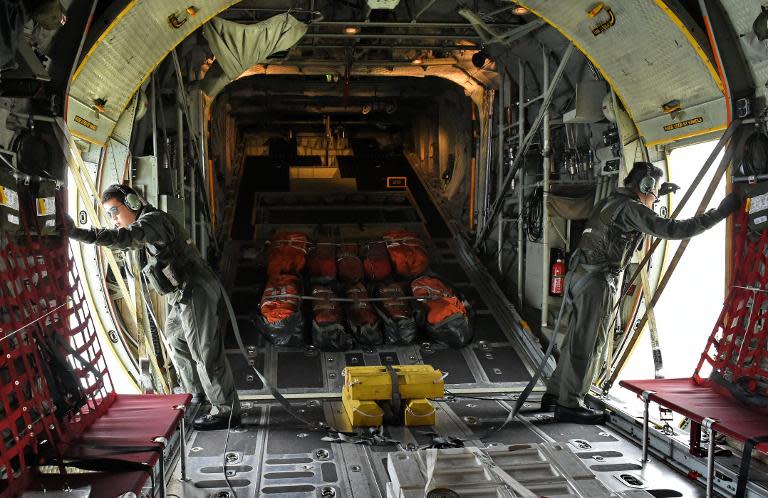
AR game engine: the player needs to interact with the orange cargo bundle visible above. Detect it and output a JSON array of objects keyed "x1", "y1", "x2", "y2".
[
  {"x1": 411, "y1": 276, "x2": 472, "y2": 348},
  {"x1": 308, "y1": 242, "x2": 337, "y2": 282},
  {"x1": 363, "y1": 242, "x2": 392, "y2": 281},
  {"x1": 346, "y1": 283, "x2": 383, "y2": 345},
  {"x1": 256, "y1": 274, "x2": 306, "y2": 346},
  {"x1": 311, "y1": 286, "x2": 352, "y2": 351},
  {"x1": 377, "y1": 283, "x2": 411, "y2": 321},
  {"x1": 267, "y1": 232, "x2": 309, "y2": 277},
  {"x1": 375, "y1": 282, "x2": 417, "y2": 344},
  {"x1": 383, "y1": 230, "x2": 428, "y2": 278},
  {"x1": 260, "y1": 274, "x2": 302, "y2": 324},
  {"x1": 312, "y1": 286, "x2": 343, "y2": 325},
  {"x1": 337, "y1": 243, "x2": 364, "y2": 284}
]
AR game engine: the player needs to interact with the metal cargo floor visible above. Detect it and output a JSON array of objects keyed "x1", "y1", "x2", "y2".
[
  {"x1": 171, "y1": 397, "x2": 703, "y2": 497},
  {"x1": 169, "y1": 191, "x2": 706, "y2": 497}
]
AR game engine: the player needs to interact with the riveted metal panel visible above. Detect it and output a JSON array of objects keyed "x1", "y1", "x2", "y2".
[
  {"x1": 718, "y1": 2, "x2": 768, "y2": 105},
  {"x1": 67, "y1": 0, "x2": 240, "y2": 145},
  {"x1": 517, "y1": 0, "x2": 727, "y2": 145}
]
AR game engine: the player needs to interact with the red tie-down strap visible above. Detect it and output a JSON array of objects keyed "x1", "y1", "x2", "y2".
[{"x1": 695, "y1": 210, "x2": 768, "y2": 397}]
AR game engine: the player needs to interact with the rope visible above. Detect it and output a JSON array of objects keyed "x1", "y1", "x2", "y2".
[
  {"x1": 0, "y1": 299, "x2": 71, "y2": 343},
  {"x1": 260, "y1": 293, "x2": 441, "y2": 303},
  {"x1": 265, "y1": 236, "x2": 426, "y2": 249}
]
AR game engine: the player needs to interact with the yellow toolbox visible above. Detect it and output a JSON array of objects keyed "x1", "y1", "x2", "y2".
[
  {"x1": 404, "y1": 398, "x2": 436, "y2": 426},
  {"x1": 342, "y1": 386, "x2": 384, "y2": 426},
  {"x1": 342, "y1": 365, "x2": 445, "y2": 401}
]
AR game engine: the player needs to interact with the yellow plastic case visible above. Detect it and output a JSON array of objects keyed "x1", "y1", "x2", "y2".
[
  {"x1": 342, "y1": 365, "x2": 445, "y2": 401},
  {"x1": 342, "y1": 386, "x2": 384, "y2": 426},
  {"x1": 404, "y1": 399, "x2": 436, "y2": 426}
]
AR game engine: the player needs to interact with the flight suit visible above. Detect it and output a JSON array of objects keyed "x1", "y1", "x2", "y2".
[
  {"x1": 69, "y1": 205, "x2": 238, "y2": 415},
  {"x1": 546, "y1": 188, "x2": 728, "y2": 408}
]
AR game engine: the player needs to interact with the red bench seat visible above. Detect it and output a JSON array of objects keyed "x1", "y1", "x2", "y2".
[
  {"x1": 620, "y1": 378, "x2": 768, "y2": 452},
  {"x1": 60, "y1": 393, "x2": 191, "y2": 465}
]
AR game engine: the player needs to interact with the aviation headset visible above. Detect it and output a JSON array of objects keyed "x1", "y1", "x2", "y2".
[
  {"x1": 637, "y1": 163, "x2": 657, "y2": 196},
  {"x1": 109, "y1": 184, "x2": 143, "y2": 211}
]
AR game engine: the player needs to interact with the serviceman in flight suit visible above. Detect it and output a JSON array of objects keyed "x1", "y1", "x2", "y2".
[
  {"x1": 541, "y1": 162, "x2": 741, "y2": 424},
  {"x1": 66, "y1": 184, "x2": 239, "y2": 431}
]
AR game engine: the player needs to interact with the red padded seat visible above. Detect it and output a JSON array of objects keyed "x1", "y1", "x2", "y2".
[
  {"x1": 621, "y1": 378, "x2": 768, "y2": 452},
  {"x1": 60, "y1": 393, "x2": 191, "y2": 465}
]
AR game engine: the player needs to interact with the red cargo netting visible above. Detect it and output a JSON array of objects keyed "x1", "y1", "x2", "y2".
[
  {"x1": 695, "y1": 210, "x2": 768, "y2": 405},
  {"x1": 0, "y1": 187, "x2": 114, "y2": 497}
]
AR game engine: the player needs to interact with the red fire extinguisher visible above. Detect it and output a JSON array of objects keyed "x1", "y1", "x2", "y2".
[{"x1": 550, "y1": 256, "x2": 566, "y2": 296}]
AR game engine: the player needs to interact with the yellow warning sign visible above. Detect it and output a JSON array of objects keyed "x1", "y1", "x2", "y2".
[
  {"x1": 74, "y1": 115, "x2": 97, "y2": 131},
  {"x1": 36, "y1": 197, "x2": 55, "y2": 216},
  {"x1": 663, "y1": 116, "x2": 703, "y2": 132}
]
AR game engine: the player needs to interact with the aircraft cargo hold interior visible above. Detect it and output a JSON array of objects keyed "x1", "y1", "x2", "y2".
[{"x1": 2, "y1": 1, "x2": 768, "y2": 497}]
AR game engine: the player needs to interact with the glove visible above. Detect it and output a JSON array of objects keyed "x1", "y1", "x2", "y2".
[
  {"x1": 64, "y1": 214, "x2": 75, "y2": 231},
  {"x1": 717, "y1": 192, "x2": 741, "y2": 217},
  {"x1": 658, "y1": 182, "x2": 680, "y2": 197}
]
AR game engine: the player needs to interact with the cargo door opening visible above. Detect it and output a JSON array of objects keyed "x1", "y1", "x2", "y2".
[{"x1": 613, "y1": 140, "x2": 726, "y2": 408}]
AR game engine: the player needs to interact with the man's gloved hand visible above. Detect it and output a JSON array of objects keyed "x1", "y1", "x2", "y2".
[
  {"x1": 658, "y1": 182, "x2": 680, "y2": 197},
  {"x1": 717, "y1": 192, "x2": 742, "y2": 217},
  {"x1": 64, "y1": 214, "x2": 75, "y2": 231}
]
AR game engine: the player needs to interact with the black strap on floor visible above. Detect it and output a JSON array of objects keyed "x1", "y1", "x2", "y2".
[
  {"x1": 219, "y1": 279, "x2": 332, "y2": 431},
  {"x1": 736, "y1": 435, "x2": 768, "y2": 497},
  {"x1": 476, "y1": 269, "x2": 601, "y2": 440}
]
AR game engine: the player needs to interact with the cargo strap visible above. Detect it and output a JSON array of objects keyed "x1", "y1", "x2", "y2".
[
  {"x1": 219, "y1": 280, "x2": 327, "y2": 431},
  {"x1": 259, "y1": 293, "x2": 438, "y2": 303},
  {"x1": 736, "y1": 435, "x2": 768, "y2": 497},
  {"x1": 267, "y1": 237, "x2": 424, "y2": 248},
  {"x1": 381, "y1": 365, "x2": 403, "y2": 425},
  {"x1": 321, "y1": 427, "x2": 400, "y2": 446},
  {"x1": 477, "y1": 270, "x2": 599, "y2": 439}
]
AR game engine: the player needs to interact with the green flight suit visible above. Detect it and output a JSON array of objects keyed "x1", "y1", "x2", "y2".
[
  {"x1": 546, "y1": 188, "x2": 727, "y2": 408},
  {"x1": 69, "y1": 205, "x2": 237, "y2": 415}
]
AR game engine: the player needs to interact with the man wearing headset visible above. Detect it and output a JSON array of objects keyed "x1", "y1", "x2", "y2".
[
  {"x1": 65, "y1": 184, "x2": 239, "y2": 431},
  {"x1": 541, "y1": 162, "x2": 741, "y2": 424}
]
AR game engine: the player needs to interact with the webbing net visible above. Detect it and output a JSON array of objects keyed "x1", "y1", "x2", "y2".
[
  {"x1": 695, "y1": 210, "x2": 768, "y2": 399},
  {"x1": 0, "y1": 186, "x2": 114, "y2": 496}
]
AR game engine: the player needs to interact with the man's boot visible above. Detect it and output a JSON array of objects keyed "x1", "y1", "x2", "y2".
[
  {"x1": 539, "y1": 393, "x2": 558, "y2": 412},
  {"x1": 194, "y1": 408, "x2": 241, "y2": 431},
  {"x1": 554, "y1": 404, "x2": 605, "y2": 424}
]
